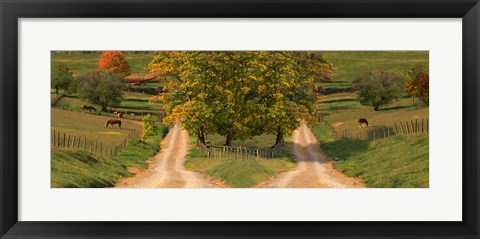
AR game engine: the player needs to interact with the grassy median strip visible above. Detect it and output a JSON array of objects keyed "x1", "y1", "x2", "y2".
[
  {"x1": 311, "y1": 123, "x2": 429, "y2": 188},
  {"x1": 184, "y1": 147, "x2": 296, "y2": 188},
  {"x1": 51, "y1": 125, "x2": 167, "y2": 188}
]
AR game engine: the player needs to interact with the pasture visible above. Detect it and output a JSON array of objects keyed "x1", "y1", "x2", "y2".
[
  {"x1": 318, "y1": 51, "x2": 429, "y2": 91},
  {"x1": 51, "y1": 108, "x2": 143, "y2": 147},
  {"x1": 317, "y1": 92, "x2": 428, "y2": 135},
  {"x1": 311, "y1": 123, "x2": 428, "y2": 188},
  {"x1": 54, "y1": 90, "x2": 163, "y2": 121},
  {"x1": 51, "y1": 126, "x2": 165, "y2": 188},
  {"x1": 51, "y1": 52, "x2": 156, "y2": 75}
]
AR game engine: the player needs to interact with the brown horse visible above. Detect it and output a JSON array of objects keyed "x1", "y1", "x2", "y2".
[
  {"x1": 117, "y1": 112, "x2": 123, "y2": 118},
  {"x1": 356, "y1": 118, "x2": 369, "y2": 128},
  {"x1": 81, "y1": 105, "x2": 96, "y2": 113},
  {"x1": 105, "y1": 119, "x2": 122, "y2": 129}
]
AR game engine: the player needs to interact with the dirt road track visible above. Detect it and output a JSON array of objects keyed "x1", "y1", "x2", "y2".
[
  {"x1": 261, "y1": 122, "x2": 364, "y2": 188},
  {"x1": 115, "y1": 123, "x2": 215, "y2": 188}
]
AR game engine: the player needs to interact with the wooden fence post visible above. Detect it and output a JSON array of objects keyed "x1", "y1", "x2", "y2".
[
  {"x1": 63, "y1": 133, "x2": 66, "y2": 147},
  {"x1": 67, "y1": 135, "x2": 71, "y2": 148},
  {"x1": 422, "y1": 118, "x2": 424, "y2": 133},
  {"x1": 415, "y1": 119, "x2": 418, "y2": 133}
]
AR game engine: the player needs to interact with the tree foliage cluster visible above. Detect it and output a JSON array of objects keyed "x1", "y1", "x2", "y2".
[
  {"x1": 354, "y1": 71, "x2": 405, "y2": 111},
  {"x1": 149, "y1": 51, "x2": 334, "y2": 145},
  {"x1": 51, "y1": 62, "x2": 74, "y2": 94},
  {"x1": 51, "y1": 51, "x2": 130, "y2": 111},
  {"x1": 405, "y1": 62, "x2": 429, "y2": 105},
  {"x1": 142, "y1": 114, "x2": 158, "y2": 141},
  {"x1": 354, "y1": 62, "x2": 429, "y2": 111},
  {"x1": 98, "y1": 51, "x2": 131, "y2": 76},
  {"x1": 70, "y1": 70, "x2": 126, "y2": 111}
]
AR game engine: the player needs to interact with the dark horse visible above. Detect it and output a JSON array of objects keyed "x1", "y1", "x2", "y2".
[
  {"x1": 356, "y1": 118, "x2": 369, "y2": 128},
  {"x1": 81, "y1": 105, "x2": 96, "y2": 113},
  {"x1": 105, "y1": 119, "x2": 122, "y2": 129}
]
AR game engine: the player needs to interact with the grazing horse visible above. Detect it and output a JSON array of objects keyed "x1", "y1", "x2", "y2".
[
  {"x1": 80, "y1": 105, "x2": 96, "y2": 113},
  {"x1": 356, "y1": 118, "x2": 369, "y2": 128},
  {"x1": 105, "y1": 119, "x2": 122, "y2": 129}
]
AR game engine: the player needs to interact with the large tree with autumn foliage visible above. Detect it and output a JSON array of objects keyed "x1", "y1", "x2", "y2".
[
  {"x1": 98, "y1": 51, "x2": 131, "y2": 76},
  {"x1": 149, "y1": 51, "x2": 333, "y2": 145},
  {"x1": 405, "y1": 62, "x2": 429, "y2": 105}
]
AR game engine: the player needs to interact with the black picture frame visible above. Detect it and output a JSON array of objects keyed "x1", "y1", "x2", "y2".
[{"x1": 1, "y1": 0, "x2": 479, "y2": 238}]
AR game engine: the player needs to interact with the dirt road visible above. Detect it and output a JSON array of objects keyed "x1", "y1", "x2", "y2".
[
  {"x1": 261, "y1": 122, "x2": 364, "y2": 188},
  {"x1": 115, "y1": 123, "x2": 215, "y2": 188}
]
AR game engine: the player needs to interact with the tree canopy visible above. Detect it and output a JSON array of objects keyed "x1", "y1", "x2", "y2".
[
  {"x1": 51, "y1": 62, "x2": 73, "y2": 94},
  {"x1": 405, "y1": 62, "x2": 429, "y2": 105},
  {"x1": 72, "y1": 70, "x2": 125, "y2": 111},
  {"x1": 149, "y1": 51, "x2": 333, "y2": 145},
  {"x1": 98, "y1": 51, "x2": 131, "y2": 76},
  {"x1": 354, "y1": 71, "x2": 404, "y2": 111}
]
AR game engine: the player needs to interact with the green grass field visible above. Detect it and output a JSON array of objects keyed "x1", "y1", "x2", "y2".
[
  {"x1": 54, "y1": 90, "x2": 163, "y2": 121},
  {"x1": 317, "y1": 51, "x2": 429, "y2": 90},
  {"x1": 51, "y1": 125, "x2": 166, "y2": 188},
  {"x1": 51, "y1": 108, "x2": 143, "y2": 147},
  {"x1": 52, "y1": 52, "x2": 156, "y2": 75},
  {"x1": 318, "y1": 92, "x2": 428, "y2": 135},
  {"x1": 184, "y1": 147, "x2": 296, "y2": 188},
  {"x1": 311, "y1": 123, "x2": 428, "y2": 188}
]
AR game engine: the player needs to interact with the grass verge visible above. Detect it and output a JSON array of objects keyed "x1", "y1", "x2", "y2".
[
  {"x1": 184, "y1": 147, "x2": 296, "y2": 188},
  {"x1": 51, "y1": 124, "x2": 168, "y2": 188},
  {"x1": 311, "y1": 123, "x2": 429, "y2": 188}
]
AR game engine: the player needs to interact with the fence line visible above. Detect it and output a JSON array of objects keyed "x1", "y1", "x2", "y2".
[
  {"x1": 335, "y1": 117, "x2": 428, "y2": 141},
  {"x1": 51, "y1": 128, "x2": 140, "y2": 156},
  {"x1": 197, "y1": 140, "x2": 284, "y2": 162}
]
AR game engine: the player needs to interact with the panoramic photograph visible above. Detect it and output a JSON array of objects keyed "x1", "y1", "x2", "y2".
[{"x1": 51, "y1": 51, "x2": 429, "y2": 188}]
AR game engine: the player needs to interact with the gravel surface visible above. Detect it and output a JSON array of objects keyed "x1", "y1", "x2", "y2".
[
  {"x1": 115, "y1": 123, "x2": 215, "y2": 188},
  {"x1": 260, "y1": 122, "x2": 364, "y2": 188}
]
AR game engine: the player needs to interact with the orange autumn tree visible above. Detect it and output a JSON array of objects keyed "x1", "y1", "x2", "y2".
[
  {"x1": 98, "y1": 51, "x2": 131, "y2": 76},
  {"x1": 405, "y1": 62, "x2": 429, "y2": 105}
]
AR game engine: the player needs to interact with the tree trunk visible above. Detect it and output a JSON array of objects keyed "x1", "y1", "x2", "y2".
[
  {"x1": 224, "y1": 134, "x2": 233, "y2": 146},
  {"x1": 275, "y1": 127, "x2": 284, "y2": 145},
  {"x1": 374, "y1": 105, "x2": 380, "y2": 111},
  {"x1": 55, "y1": 87, "x2": 59, "y2": 94},
  {"x1": 198, "y1": 129, "x2": 206, "y2": 145},
  {"x1": 101, "y1": 105, "x2": 107, "y2": 111}
]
